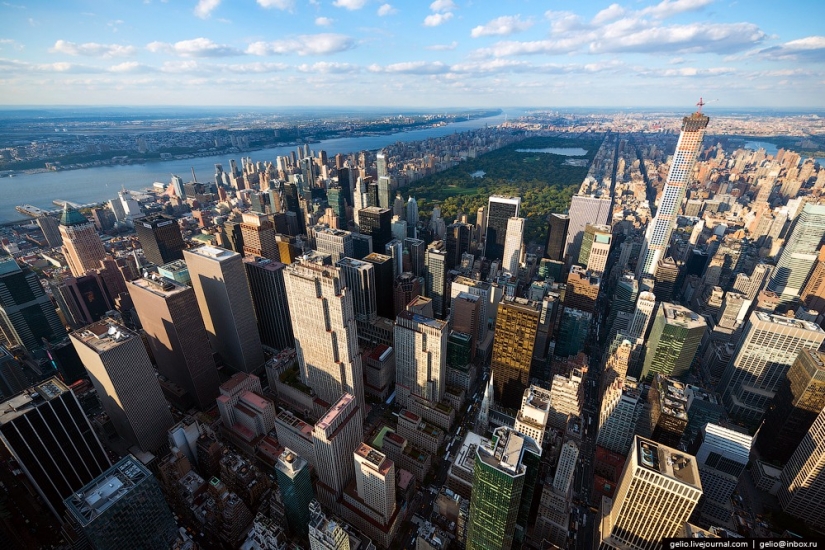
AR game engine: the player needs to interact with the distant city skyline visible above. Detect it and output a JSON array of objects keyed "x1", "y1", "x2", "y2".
[{"x1": 0, "y1": 0, "x2": 823, "y2": 107}]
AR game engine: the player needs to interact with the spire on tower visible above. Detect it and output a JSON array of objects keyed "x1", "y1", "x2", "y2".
[{"x1": 697, "y1": 97, "x2": 705, "y2": 113}]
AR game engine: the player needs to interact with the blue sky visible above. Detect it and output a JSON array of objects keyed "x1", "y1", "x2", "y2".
[{"x1": 0, "y1": 0, "x2": 823, "y2": 108}]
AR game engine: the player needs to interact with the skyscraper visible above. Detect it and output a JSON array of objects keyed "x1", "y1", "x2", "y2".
[
  {"x1": 0, "y1": 378, "x2": 111, "y2": 519},
  {"x1": 59, "y1": 204, "x2": 107, "y2": 277},
  {"x1": 445, "y1": 222, "x2": 472, "y2": 270},
  {"x1": 243, "y1": 257, "x2": 295, "y2": 351},
  {"x1": 691, "y1": 424, "x2": 752, "y2": 524},
  {"x1": 336, "y1": 257, "x2": 377, "y2": 323},
  {"x1": 544, "y1": 213, "x2": 569, "y2": 262},
  {"x1": 284, "y1": 260, "x2": 365, "y2": 412},
  {"x1": 424, "y1": 241, "x2": 448, "y2": 319},
  {"x1": 71, "y1": 319, "x2": 174, "y2": 452},
  {"x1": 778, "y1": 404, "x2": 825, "y2": 530},
  {"x1": 394, "y1": 309, "x2": 448, "y2": 407},
  {"x1": 638, "y1": 108, "x2": 710, "y2": 277},
  {"x1": 490, "y1": 298, "x2": 541, "y2": 410},
  {"x1": 640, "y1": 303, "x2": 706, "y2": 381},
  {"x1": 358, "y1": 206, "x2": 392, "y2": 253},
  {"x1": 0, "y1": 258, "x2": 66, "y2": 352},
  {"x1": 126, "y1": 274, "x2": 220, "y2": 410},
  {"x1": 64, "y1": 455, "x2": 178, "y2": 550},
  {"x1": 597, "y1": 375, "x2": 644, "y2": 456},
  {"x1": 485, "y1": 196, "x2": 521, "y2": 261},
  {"x1": 718, "y1": 312, "x2": 825, "y2": 423},
  {"x1": 768, "y1": 203, "x2": 825, "y2": 301},
  {"x1": 393, "y1": 272, "x2": 422, "y2": 317},
  {"x1": 352, "y1": 443, "x2": 396, "y2": 524},
  {"x1": 314, "y1": 226, "x2": 354, "y2": 264},
  {"x1": 597, "y1": 436, "x2": 702, "y2": 550},
  {"x1": 184, "y1": 246, "x2": 265, "y2": 373},
  {"x1": 135, "y1": 214, "x2": 186, "y2": 266},
  {"x1": 756, "y1": 349, "x2": 825, "y2": 464},
  {"x1": 466, "y1": 427, "x2": 541, "y2": 550},
  {"x1": 37, "y1": 214, "x2": 63, "y2": 248},
  {"x1": 309, "y1": 500, "x2": 350, "y2": 550},
  {"x1": 514, "y1": 385, "x2": 552, "y2": 447},
  {"x1": 363, "y1": 252, "x2": 395, "y2": 319},
  {"x1": 240, "y1": 212, "x2": 280, "y2": 261},
  {"x1": 502, "y1": 217, "x2": 525, "y2": 274},
  {"x1": 275, "y1": 448, "x2": 315, "y2": 539},
  {"x1": 312, "y1": 393, "x2": 364, "y2": 509},
  {"x1": 579, "y1": 223, "x2": 612, "y2": 274},
  {"x1": 566, "y1": 194, "x2": 612, "y2": 261}
]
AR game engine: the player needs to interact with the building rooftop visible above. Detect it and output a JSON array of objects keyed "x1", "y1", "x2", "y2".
[
  {"x1": 396, "y1": 310, "x2": 448, "y2": 330},
  {"x1": 64, "y1": 455, "x2": 151, "y2": 527},
  {"x1": 275, "y1": 448, "x2": 308, "y2": 478},
  {"x1": 129, "y1": 273, "x2": 189, "y2": 297},
  {"x1": 59, "y1": 204, "x2": 89, "y2": 226},
  {"x1": 700, "y1": 424, "x2": 752, "y2": 463},
  {"x1": 158, "y1": 259, "x2": 188, "y2": 273},
  {"x1": 755, "y1": 311, "x2": 824, "y2": 332},
  {"x1": 187, "y1": 245, "x2": 237, "y2": 261},
  {"x1": 477, "y1": 427, "x2": 539, "y2": 477},
  {"x1": 655, "y1": 376, "x2": 689, "y2": 420},
  {"x1": 316, "y1": 393, "x2": 355, "y2": 432},
  {"x1": 0, "y1": 378, "x2": 71, "y2": 425},
  {"x1": 72, "y1": 320, "x2": 136, "y2": 353},
  {"x1": 635, "y1": 437, "x2": 700, "y2": 489},
  {"x1": 661, "y1": 303, "x2": 706, "y2": 329},
  {"x1": 356, "y1": 443, "x2": 393, "y2": 476}
]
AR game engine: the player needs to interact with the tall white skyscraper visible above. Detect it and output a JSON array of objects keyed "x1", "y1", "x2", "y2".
[
  {"x1": 183, "y1": 246, "x2": 265, "y2": 373},
  {"x1": 692, "y1": 424, "x2": 752, "y2": 523},
  {"x1": 353, "y1": 443, "x2": 396, "y2": 524},
  {"x1": 553, "y1": 440, "x2": 579, "y2": 494},
  {"x1": 284, "y1": 260, "x2": 365, "y2": 414},
  {"x1": 394, "y1": 309, "x2": 448, "y2": 407},
  {"x1": 502, "y1": 217, "x2": 525, "y2": 274},
  {"x1": 308, "y1": 500, "x2": 350, "y2": 550},
  {"x1": 312, "y1": 393, "x2": 363, "y2": 509},
  {"x1": 627, "y1": 291, "x2": 657, "y2": 340},
  {"x1": 514, "y1": 385, "x2": 552, "y2": 447},
  {"x1": 779, "y1": 405, "x2": 825, "y2": 530},
  {"x1": 598, "y1": 436, "x2": 702, "y2": 550},
  {"x1": 597, "y1": 376, "x2": 644, "y2": 456},
  {"x1": 638, "y1": 108, "x2": 710, "y2": 277},
  {"x1": 565, "y1": 194, "x2": 612, "y2": 260},
  {"x1": 718, "y1": 312, "x2": 825, "y2": 423},
  {"x1": 768, "y1": 203, "x2": 825, "y2": 300}
]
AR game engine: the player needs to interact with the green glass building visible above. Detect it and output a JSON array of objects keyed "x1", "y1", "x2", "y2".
[
  {"x1": 275, "y1": 448, "x2": 314, "y2": 539},
  {"x1": 466, "y1": 427, "x2": 541, "y2": 550},
  {"x1": 640, "y1": 302, "x2": 706, "y2": 382}
]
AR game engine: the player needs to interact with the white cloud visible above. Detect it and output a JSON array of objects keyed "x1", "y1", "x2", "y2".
[
  {"x1": 640, "y1": 0, "x2": 714, "y2": 19},
  {"x1": 246, "y1": 34, "x2": 355, "y2": 56},
  {"x1": 429, "y1": 0, "x2": 455, "y2": 13},
  {"x1": 591, "y1": 4, "x2": 626, "y2": 25},
  {"x1": 50, "y1": 40, "x2": 136, "y2": 57},
  {"x1": 315, "y1": 16, "x2": 333, "y2": 26},
  {"x1": 471, "y1": 15, "x2": 533, "y2": 38},
  {"x1": 333, "y1": 0, "x2": 367, "y2": 10},
  {"x1": 590, "y1": 22, "x2": 766, "y2": 54},
  {"x1": 147, "y1": 38, "x2": 242, "y2": 57},
  {"x1": 0, "y1": 38, "x2": 23, "y2": 51},
  {"x1": 160, "y1": 60, "x2": 204, "y2": 73},
  {"x1": 194, "y1": 0, "x2": 220, "y2": 19},
  {"x1": 297, "y1": 62, "x2": 359, "y2": 73},
  {"x1": 108, "y1": 61, "x2": 152, "y2": 73},
  {"x1": 426, "y1": 41, "x2": 458, "y2": 51},
  {"x1": 424, "y1": 12, "x2": 453, "y2": 27},
  {"x1": 369, "y1": 61, "x2": 449, "y2": 74},
  {"x1": 256, "y1": 0, "x2": 294, "y2": 10},
  {"x1": 757, "y1": 36, "x2": 825, "y2": 61},
  {"x1": 225, "y1": 61, "x2": 288, "y2": 72},
  {"x1": 377, "y1": 3, "x2": 396, "y2": 16},
  {"x1": 544, "y1": 11, "x2": 583, "y2": 34}
]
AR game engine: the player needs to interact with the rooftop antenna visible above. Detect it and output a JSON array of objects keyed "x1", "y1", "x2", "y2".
[{"x1": 697, "y1": 97, "x2": 705, "y2": 113}]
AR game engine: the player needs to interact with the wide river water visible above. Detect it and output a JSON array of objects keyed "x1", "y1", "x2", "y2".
[{"x1": 0, "y1": 111, "x2": 513, "y2": 224}]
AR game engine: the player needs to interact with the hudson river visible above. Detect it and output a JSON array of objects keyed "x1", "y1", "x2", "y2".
[{"x1": 0, "y1": 112, "x2": 510, "y2": 224}]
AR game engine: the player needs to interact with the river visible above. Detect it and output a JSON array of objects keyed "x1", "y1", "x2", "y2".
[{"x1": 0, "y1": 111, "x2": 513, "y2": 224}]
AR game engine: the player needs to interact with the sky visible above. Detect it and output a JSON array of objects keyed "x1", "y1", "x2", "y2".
[{"x1": 0, "y1": 0, "x2": 823, "y2": 109}]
